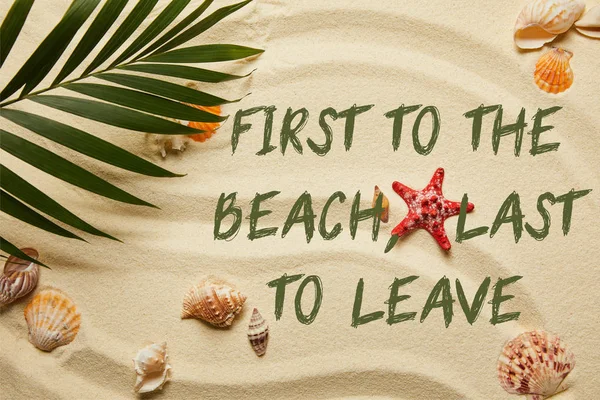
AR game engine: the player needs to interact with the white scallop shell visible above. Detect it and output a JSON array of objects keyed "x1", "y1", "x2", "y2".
[
  {"x1": 181, "y1": 277, "x2": 247, "y2": 327},
  {"x1": 133, "y1": 342, "x2": 172, "y2": 394},
  {"x1": 248, "y1": 308, "x2": 269, "y2": 357},
  {"x1": 514, "y1": 0, "x2": 585, "y2": 49},
  {"x1": 575, "y1": 5, "x2": 600, "y2": 38},
  {"x1": 498, "y1": 330, "x2": 575, "y2": 400},
  {"x1": 24, "y1": 288, "x2": 81, "y2": 351},
  {"x1": 0, "y1": 248, "x2": 40, "y2": 305}
]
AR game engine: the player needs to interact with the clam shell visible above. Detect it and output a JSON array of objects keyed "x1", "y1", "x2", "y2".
[
  {"x1": 575, "y1": 5, "x2": 600, "y2": 38},
  {"x1": 186, "y1": 104, "x2": 222, "y2": 143},
  {"x1": 498, "y1": 330, "x2": 575, "y2": 399},
  {"x1": 24, "y1": 288, "x2": 81, "y2": 351},
  {"x1": 248, "y1": 308, "x2": 269, "y2": 357},
  {"x1": 133, "y1": 342, "x2": 172, "y2": 394},
  {"x1": 534, "y1": 47, "x2": 574, "y2": 94},
  {"x1": 0, "y1": 248, "x2": 40, "y2": 305},
  {"x1": 181, "y1": 278, "x2": 247, "y2": 327},
  {"x1": 514, "y1": 0, "x2": 585, "y2": 49},
  {"x1": 372, "y1": 185, "x2": 390, "y2": 223}
]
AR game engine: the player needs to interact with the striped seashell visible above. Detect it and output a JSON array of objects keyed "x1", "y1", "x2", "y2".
[
  {"x1": 24, "y1": 288, "x2": 81, "y2": 351},
  {"x1": 133, "y1": 342, "x2": 172, "y2": 394},
  {"x1": 372, "y1": 185, "x2": 390, "y2": 223},
  {"x1": 181, "y1": 278, "x2": 247, "y2": 327},
  {"x1": 248, "y1": 308, "x2": 269, "y2": 357},
  {"x1": 0, "y1": 248, "x2": 40, "y2": 305},
  {"x1": 534, "y1": 47, "x2": 574, "y2": 94},
  {"x1": 186, "y1": 104, "x2": 222, "y2": 143},
  {"x1": 498, "y1": 330, "x2": 575, "y2": 400},
  {"x1": 514, "y1": 0, "x2": 585, "y2": 49},
  {"x1": 575, "y1": 5, "x2": 600, "y2": 38}
]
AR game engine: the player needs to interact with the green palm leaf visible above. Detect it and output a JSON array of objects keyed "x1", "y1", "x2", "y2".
[
  {"x1": 64, "y1": 83, "x2": 227, "y2": 121},
  {"x1": 0, "y1": 130, "x2": 155, "y2": 208},
  {"x1": 1, "y1": 108, "x2": 181, "y2": 177},
  {"x1": 1, "y1": 164, "x2": 119, "y2": 241},
  {"x1": 0, "y1": 0, "x2": 34, "y2": 67},
  {"x1": 52, "y1": 0, "x2": 129, "y2": 85},
  {"x1": 1, "y1": 189, "x2": 83, "y2": 241},
  {"x1": 108, "y1": 0, "x2": 190, "y2": 68},
  {"x1": 117, "y1": 63, "x2": 251, "y2": 83},
  {"x1": 97, "y1": 73, "x2": 235, "y2": 106},
  {"x1": 82, "y1": 0, "x2": 158, "y2": 76},
  {"x1": 0, "y1": 237, "x2": 49, "y2": 268},
  {"x1": 142, "y1": 44, "x2": 264, "y2": 63}
]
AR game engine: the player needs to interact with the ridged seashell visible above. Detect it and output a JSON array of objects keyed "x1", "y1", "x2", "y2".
[
  {"x1": 24, "y1": 288, "x2": 81, "y2": 351},
  {"x1": 498, "y1": 330, "x2": 575, "y2": 400},
  {"x1": 186, "y1": 104, "x2": 222, "y2": 143},
  {"x1": 181, "y1": 278, "x2": 247, "y2": 327},
  {"x1": 575, "y1": 5, "x2": 600, "y2": 38},
  {"x1": 0, "y1": 248, "x2": 40, "y2": 305},
  {"x1": 514, "y1": 0, "x2": 585, "y2": 49},
  {"x1": 133, "y1": 342, "x2": 172, "y2": 394},
  {"x1": 248, "y1": 308, "x2": 269, "y2": 357},
  {"x1": 534, "y1": 47, "x2": 574, "y2": 94},
  {"x1": 372, "y1": 185, "x2": 390, "y2": 223}
]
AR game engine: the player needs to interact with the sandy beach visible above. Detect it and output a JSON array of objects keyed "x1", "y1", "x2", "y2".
[{"x1": 1, "y1": 0, "x2": 599, "y2": 399}]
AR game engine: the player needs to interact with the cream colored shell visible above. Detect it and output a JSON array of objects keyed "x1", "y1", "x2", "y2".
[
  {"x1": 534, "y1": 47, "x2": 574, "y2": 94},
  {"x1": 498, "y1": 330, "x2": 575, "y2": 400},
  {"x1": 372, "y1": 185, "x2": 390, "y2": 223},
  {"x1": 514, "y1": 0, "x2": 585, "y2": 49},
  {"x1": 575, "y1": 5, "x2": 600, "y2": 38},
  {"x1": 181, "y1": 278, "x2": 247, "y2": 327},
  {"x1": 0, "y1": 248, "x2": 40, "y2": 305},
  {"x1": 133, "y1": 342, "x2": 172, "y2": 394},
  {"x1": 24, "y1": 288, "x2": 81, "y2": 351}
]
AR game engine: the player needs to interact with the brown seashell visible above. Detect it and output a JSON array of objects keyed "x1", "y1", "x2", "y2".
[
  {"x1": 372, "y1": 185, "x2": 390, "y2": 223},
  {"x1": 498, "y1": 330, "x2": 575, "y2": 400},
  {"x1": 24, "y1": 287, "x2": 81, "y2": 351},
  {"x1": 248, "y1": 308, "x2": 269, "y2": 357},
  {"x1": 0, "y1": 248, "x2": 40, "y2": 305},
  {"x1": 534, "y1": 47, "x2": 574, "y2": 94},
  {"x1": 133, "y1": 342, "x2": 172, "y2": 394},
  {"x1": 181, "y1": 278, "x2": 247, "y2": 327}
]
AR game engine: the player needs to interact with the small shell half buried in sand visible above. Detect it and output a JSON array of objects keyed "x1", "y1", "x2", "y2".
[
  {"x1": 248, "y1": 308, "x2": 269, "y2": 356},
  {"x1": 24, "y1": 288, "x2": 81, "y2": 351},
  {"x1": 514, "y1": 0, "x2": 585, "y2": 49},
  {"x1": 498, "y1": 330, "x2": 575, "y2": 400},
  {"x1": 0, "y1": 248, "x2": 40, "y2": 306},
  {"x1": 372, "y1": 185, "x2": 390, "y2": 223},
  {"x1": 534, "y1": 47, "x2": 574, "y2": 94},
  {"x1": 134, "y1": 342, "x2": 172, "y2": 394},
  {"x1": 575, "y1": 5, "x2": 600, "y2": 38},
  {"x1": 181, "y1": 277, "x2": 247, "y2": 327}
]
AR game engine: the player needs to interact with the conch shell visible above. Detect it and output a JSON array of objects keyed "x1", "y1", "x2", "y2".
[
  {"x1": 372, "y1": 185, "x2": 390, "y2": 223},
  {"x1": 514, "y1": 0, "x2": 585, "y2": 49},
  {"x1": 248, "y1": 308, "x2": 269, "y2": 356},
  {"x1": 181, "y1": 277, "x2": 247, "y2": 327},
  {"x1": 0, "y1": 248, "x2": 40, "y2": 305},
  {"x1": 575, "y1": 5, "x2": 600, "y2": 38},
  {"x1": 498, "y1": 330, "x2": 575, "y2": 400},
  {"x1": 534, "y1": 47, "x2": 574, "y2": 94},
  {"x1": 133, "y1": 342, "x2": 172, "y2": 394},
  {"x1": 24, "y1": 288, "x2": 81, "y2": 351}
]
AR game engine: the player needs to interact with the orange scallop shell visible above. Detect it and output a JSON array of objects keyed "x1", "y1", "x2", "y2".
[
  {"x1": 186, "y1": 104, "x2": 221, "y2": 143},
  {"x1": 534, "y1": 47, "x2": 574, "y2": 94}
]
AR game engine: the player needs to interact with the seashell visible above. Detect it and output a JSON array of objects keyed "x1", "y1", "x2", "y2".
[
  {"x1": 0, "y1": 248, "x2": 40, "y2": 305},
  {"x1": 181, "y1": 277, "x2": 247, "y2": 327},
  {"x1": 372, "y1": 185, "x2": 390, "y2": 223},
  {"x1": 498, "y1": 330, "x2": 575, "y2": 400},
  {"x1": 534, "y1": 47, "x2": 574, "y2": 94},
  {"x1": 133, "y1": 342, "x2": 172, "y2": 394},
  {"x1": 148, "y1": 133, "x2": 192, "y2": 158},
  {"x1": 247, "y1": 308, "x2": 269, "y2": 357},
  {"x1": 186, "y1": 104, "x2": 222, "y2": 143},
  {"x1": 24, "y1": 288, "x2": 81, "y2": 351},
  {"x1": 514, "y1": 0, "x2": 585, "y2": 49},
  {"x1": 575, "y1": 5, "x2": 600, "y2": 38}
]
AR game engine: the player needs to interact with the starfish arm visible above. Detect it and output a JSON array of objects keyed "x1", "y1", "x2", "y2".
[
  {"x1": 427, "y1": 168, "x2": 445, "y2": 190},
  {"x1": 426, "y1": 225, "x2": 452, "y2": 250},
  {"x1": 391, "y1": 215, "x2": 417, "y2": 237},
  {"x1": 444, "y1": 200, "x2": 474, "y2": 217},
  {"x1": 392, "y1": 181, "x2": 417, "y2": 201}
]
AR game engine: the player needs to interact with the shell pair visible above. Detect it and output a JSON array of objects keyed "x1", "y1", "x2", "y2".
[
  {"x1": 0, "y1": 248, "x2": 40, "y2": 306},
  {"x1": 498, "y1": 330, "x2": 575, "y2": 399}
]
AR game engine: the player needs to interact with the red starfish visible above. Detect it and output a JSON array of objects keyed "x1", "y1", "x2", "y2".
[{"x1": 389, "y1": 168, "x2": 474, "y2": 251}]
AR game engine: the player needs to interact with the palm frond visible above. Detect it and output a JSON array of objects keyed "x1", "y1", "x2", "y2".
[
  {"x1": 0, "y1": 236, "x2": 49, "y2": 268},
  {"x1": 0, "y1": 0, "x2": 260, "y2": 264}
]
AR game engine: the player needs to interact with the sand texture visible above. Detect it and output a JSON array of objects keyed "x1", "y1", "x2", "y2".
[{"x1": 1, "y1": 0, "x2": 599, "y2": 399}]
